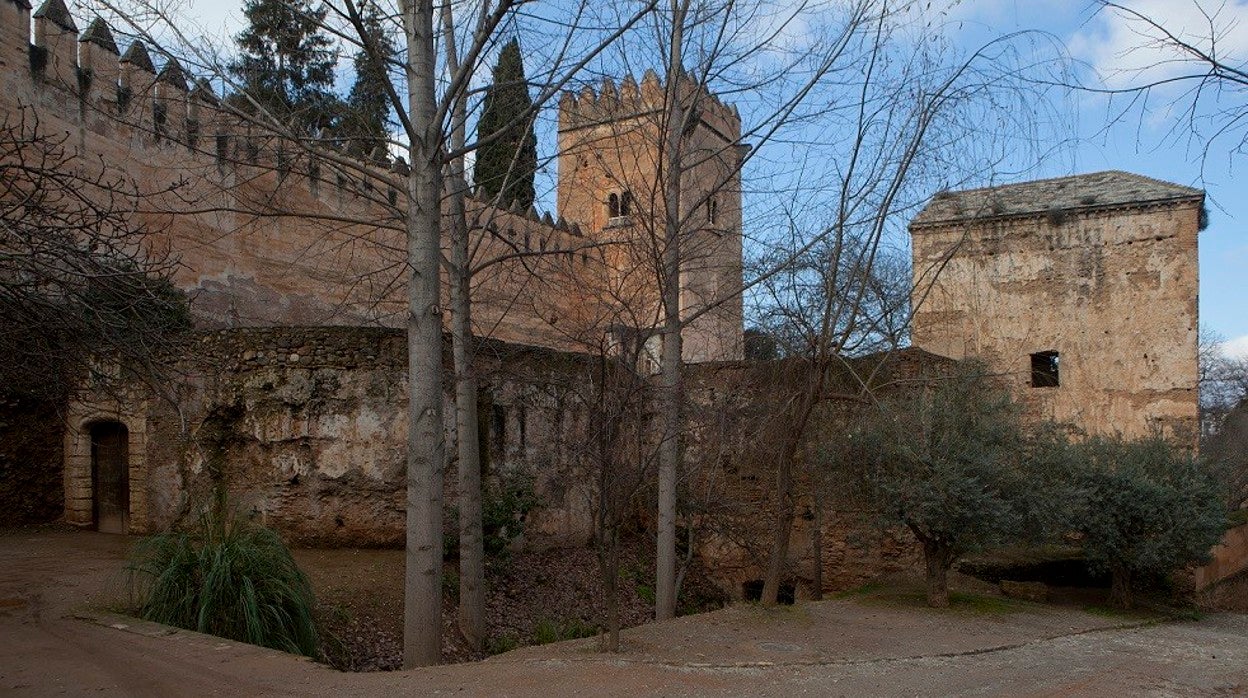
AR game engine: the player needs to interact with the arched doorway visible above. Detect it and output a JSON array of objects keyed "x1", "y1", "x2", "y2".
[{"x1": 90, "y1": 421, "x2": 130, "y2": 534}]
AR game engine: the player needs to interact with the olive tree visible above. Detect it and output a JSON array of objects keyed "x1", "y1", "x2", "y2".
[
  {"x1": 833, "y1": 361, "x2": 1031, "y2": 607},
  {"x1": 1070, "y1": 435, "x2": 1227, "y2": 609}
]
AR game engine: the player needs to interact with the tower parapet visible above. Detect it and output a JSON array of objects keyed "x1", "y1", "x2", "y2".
[
  {"x1": 78, "y1": 19, "x2": 119, "y2": 106},
  {"x1": 33, "y1": 0, "x2": 77, "y2": 90},
  {"x1": 557, "y1": 70, "x2": 741, "y2": 143},
  {"x1": 1, "y1": 0, "x2": 32, "y2": 73}
]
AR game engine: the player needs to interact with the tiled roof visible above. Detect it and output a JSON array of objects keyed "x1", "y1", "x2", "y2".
[{"x1": 912, "y1": 171, "x2": 1203, "y2": 227}]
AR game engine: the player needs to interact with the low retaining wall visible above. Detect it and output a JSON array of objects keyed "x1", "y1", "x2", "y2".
[{"x1": 1194, "y1": 521, "x2": 1248, "y2": 591}]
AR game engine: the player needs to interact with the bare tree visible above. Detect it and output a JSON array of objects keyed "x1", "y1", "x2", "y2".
[
  {"x1": 1083, "y1": 1, "x2": 1248, "y2": 165},
  {"x1": 1201, "y1": 327, "x2": 1248, "y2": 435},
  {"x1": 96, "y1": 0, "x2": 654, "y2": 665},
  {"x1": 593, "y1": 0, "x2": 891, "y2": 621},
  {"x1": 584, "y1": 334, "x2": 655, "y2": 652},
  {"x1": 745, "y1": 12, "x2": 1063, "y2": 602},
  {"x1": 582, "y1": 0, "x2": 1068, "y2": 612},
  {"x1": 0, "y1": 106, "x2": 189, "y2": 403}
]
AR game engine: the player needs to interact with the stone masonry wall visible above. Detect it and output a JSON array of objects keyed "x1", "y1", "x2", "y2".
[
  {"x1": 911, "y1": 201, "x2": 1201, "y2": 438},
  {"x1": 65, "y1": 328, "x2": 598, "y2": 547},
  {"x1": 63, "y1": 328, "x2": 941, "y2": 600},
  {"x1": 683, "y1": 349, "x2": 951, "y2": 599}
]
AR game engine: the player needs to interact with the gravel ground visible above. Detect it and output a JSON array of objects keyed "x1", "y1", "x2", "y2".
[{"x1": 4, "y1": 528, "x2": 1248, "y2": 696}]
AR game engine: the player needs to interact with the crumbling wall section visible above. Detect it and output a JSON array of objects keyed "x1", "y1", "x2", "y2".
[
  {"x1": 683, "y1": 349, "x2": 951, "y2": 599},
  {"x1": 126, "y1": 327, "x2": 597, "y2": 548}
]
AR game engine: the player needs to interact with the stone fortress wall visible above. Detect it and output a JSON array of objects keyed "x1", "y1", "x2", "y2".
[
  {"x1": 0, "y1": 0, "x2": 743, "y2": 362},
  {"x1": 5, "y1": 0, "x2": 1213, "y2": 599},
  {"x1": 910, "y1": 171, "x2": 1202, "y2": 439},
  {"x1": 1, "y1": 0, "x2": 770, "y2": 589}
]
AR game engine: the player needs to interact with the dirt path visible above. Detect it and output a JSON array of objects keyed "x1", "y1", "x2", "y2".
[{"x1": 3, "y1": 528, "x2": 1246, "y2": 696}]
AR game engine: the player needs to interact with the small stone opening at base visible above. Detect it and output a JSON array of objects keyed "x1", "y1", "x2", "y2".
[{"x1": 742, "y1": 579, "x2": 795, "y2": 605}]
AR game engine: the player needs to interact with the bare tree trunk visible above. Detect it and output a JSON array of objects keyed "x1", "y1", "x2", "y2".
[
  {"x1": 810, "y1": 473, "x2": 824, "y2": 601},
  {"x1": 449, "y1": 146, "x2": 485, "y2": 655},
  {"x1": 762, "y1": 387, "x2": 820, "y2": 605},
  {"x1": 761, "y1": 441, "x2": 797, "y2": 604},
  {"x1": 441, "y1": 0, "x2": 486, "y2": 655},
  {"x1": 1110, "y1": 563, "x2": 1133, "y2": 609},
  {"x1": 402, "y1": 0, "x2": 445, "y2": 668},
  {"x1": 601, "y1": 526, "x2": 622, "y2": 652},
  {"x1": 922, "y1": 538, "x2": 951, "y2": 608},
  {"x1": 655, "y1": 0, "x2": 690, "y2": 623}
]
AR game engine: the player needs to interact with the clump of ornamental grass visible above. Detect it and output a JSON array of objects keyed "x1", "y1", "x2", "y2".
[{"x1": 126, "y1": 503, "x2": 318, "y2": 657}]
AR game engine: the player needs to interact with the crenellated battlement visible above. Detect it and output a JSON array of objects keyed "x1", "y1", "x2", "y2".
[
  {"x1": 2, "y1": 0, "x2": 741, "y2": 360},
  {"x1": 0, "y1": 0, "x2": 603, "y2": 252},
  {"x1": 557, "y1": 69, "x2": 741, "y2": 141}
]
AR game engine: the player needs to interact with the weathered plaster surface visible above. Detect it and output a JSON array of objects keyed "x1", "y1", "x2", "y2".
[{"x1": 911, "y1": 199, "x2": 1200, "y2": 438}]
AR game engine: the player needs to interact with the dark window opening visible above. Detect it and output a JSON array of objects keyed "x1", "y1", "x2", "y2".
[
  {"x1": 620, "y1": 191, "x2": 633, "y2": 216},
  {"x1": 1030, "y1": 350, "x2": 1060, "y2": 388},
  {"x1": 742, "y1": 579, "x2": 795, "y2": 605},
  {"x1": 608, "y1": 193, "x2": 620, "y2": 217}
]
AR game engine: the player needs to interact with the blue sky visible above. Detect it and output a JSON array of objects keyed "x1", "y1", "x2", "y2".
[
  {"x1": 87, "y1": 0, "x2": 1247, "y2": 356},
  {"x1": 940, "y1": 0, "x2": 1248, "y2": 357}
]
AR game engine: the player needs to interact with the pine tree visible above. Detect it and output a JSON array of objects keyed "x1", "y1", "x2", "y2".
[
  {"x1": 229, "y1": 0, "x2": 342, "y2": 133},
  {"x1": 473, "y1": 39, "x2": 537, "y2": 209},
  {"x1": 344, "y1": 1, "x2": 395, "y2": 155}
]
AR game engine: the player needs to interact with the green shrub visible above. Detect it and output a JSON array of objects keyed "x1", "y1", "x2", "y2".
[
  {"x1": 486, "y1": 633, "x2": 520, "y2": 655},
  {"x1": 482, "y1": 471, "x2": 538, "y2": 556},
  {"x1": 533, "y1": 616, "x2": 597, "y2": 645},
  {"x1": 126, "y1": 506, "x2": 319, "y2": 657}
]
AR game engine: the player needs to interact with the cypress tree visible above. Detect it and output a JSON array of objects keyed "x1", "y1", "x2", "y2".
[
  {"x1": 344, "y1": 1, "x2": 395, "y2": 155},
  {"x1": 473, "y1": 39, "x2": 537, "y2": 209},
  {"x1": 229, "y1": 0, "x2": 342, "y2": 133}
]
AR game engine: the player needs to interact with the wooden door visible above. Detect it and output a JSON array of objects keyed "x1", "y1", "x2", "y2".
[{"x1": 91, "y1": 422, "x2": 129, "y2": 534}]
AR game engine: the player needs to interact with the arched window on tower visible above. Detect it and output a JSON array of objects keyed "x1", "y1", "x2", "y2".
[
  {"x1": 608, "y1": 193, "x2": 620, "y2": 218},
  {"x1": 620, "y1": 191, "x2": 633, "y2": 216}
]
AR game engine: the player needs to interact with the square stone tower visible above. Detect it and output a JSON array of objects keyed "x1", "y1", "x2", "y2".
[
  {"x1": 910, "y1": 171, "x2": 1203, "y2": 438},
  {"x1": 556, "y1": 71, "x2": 744, "y2": 363}
]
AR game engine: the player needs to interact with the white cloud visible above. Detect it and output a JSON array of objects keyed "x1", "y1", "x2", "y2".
[
  {"x1": 1068, "y1": 0, "x2": 1248, "y2": 90},
  {"x1": 1225, "y1": 334, "x2": 1248, "y2": 361}
]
